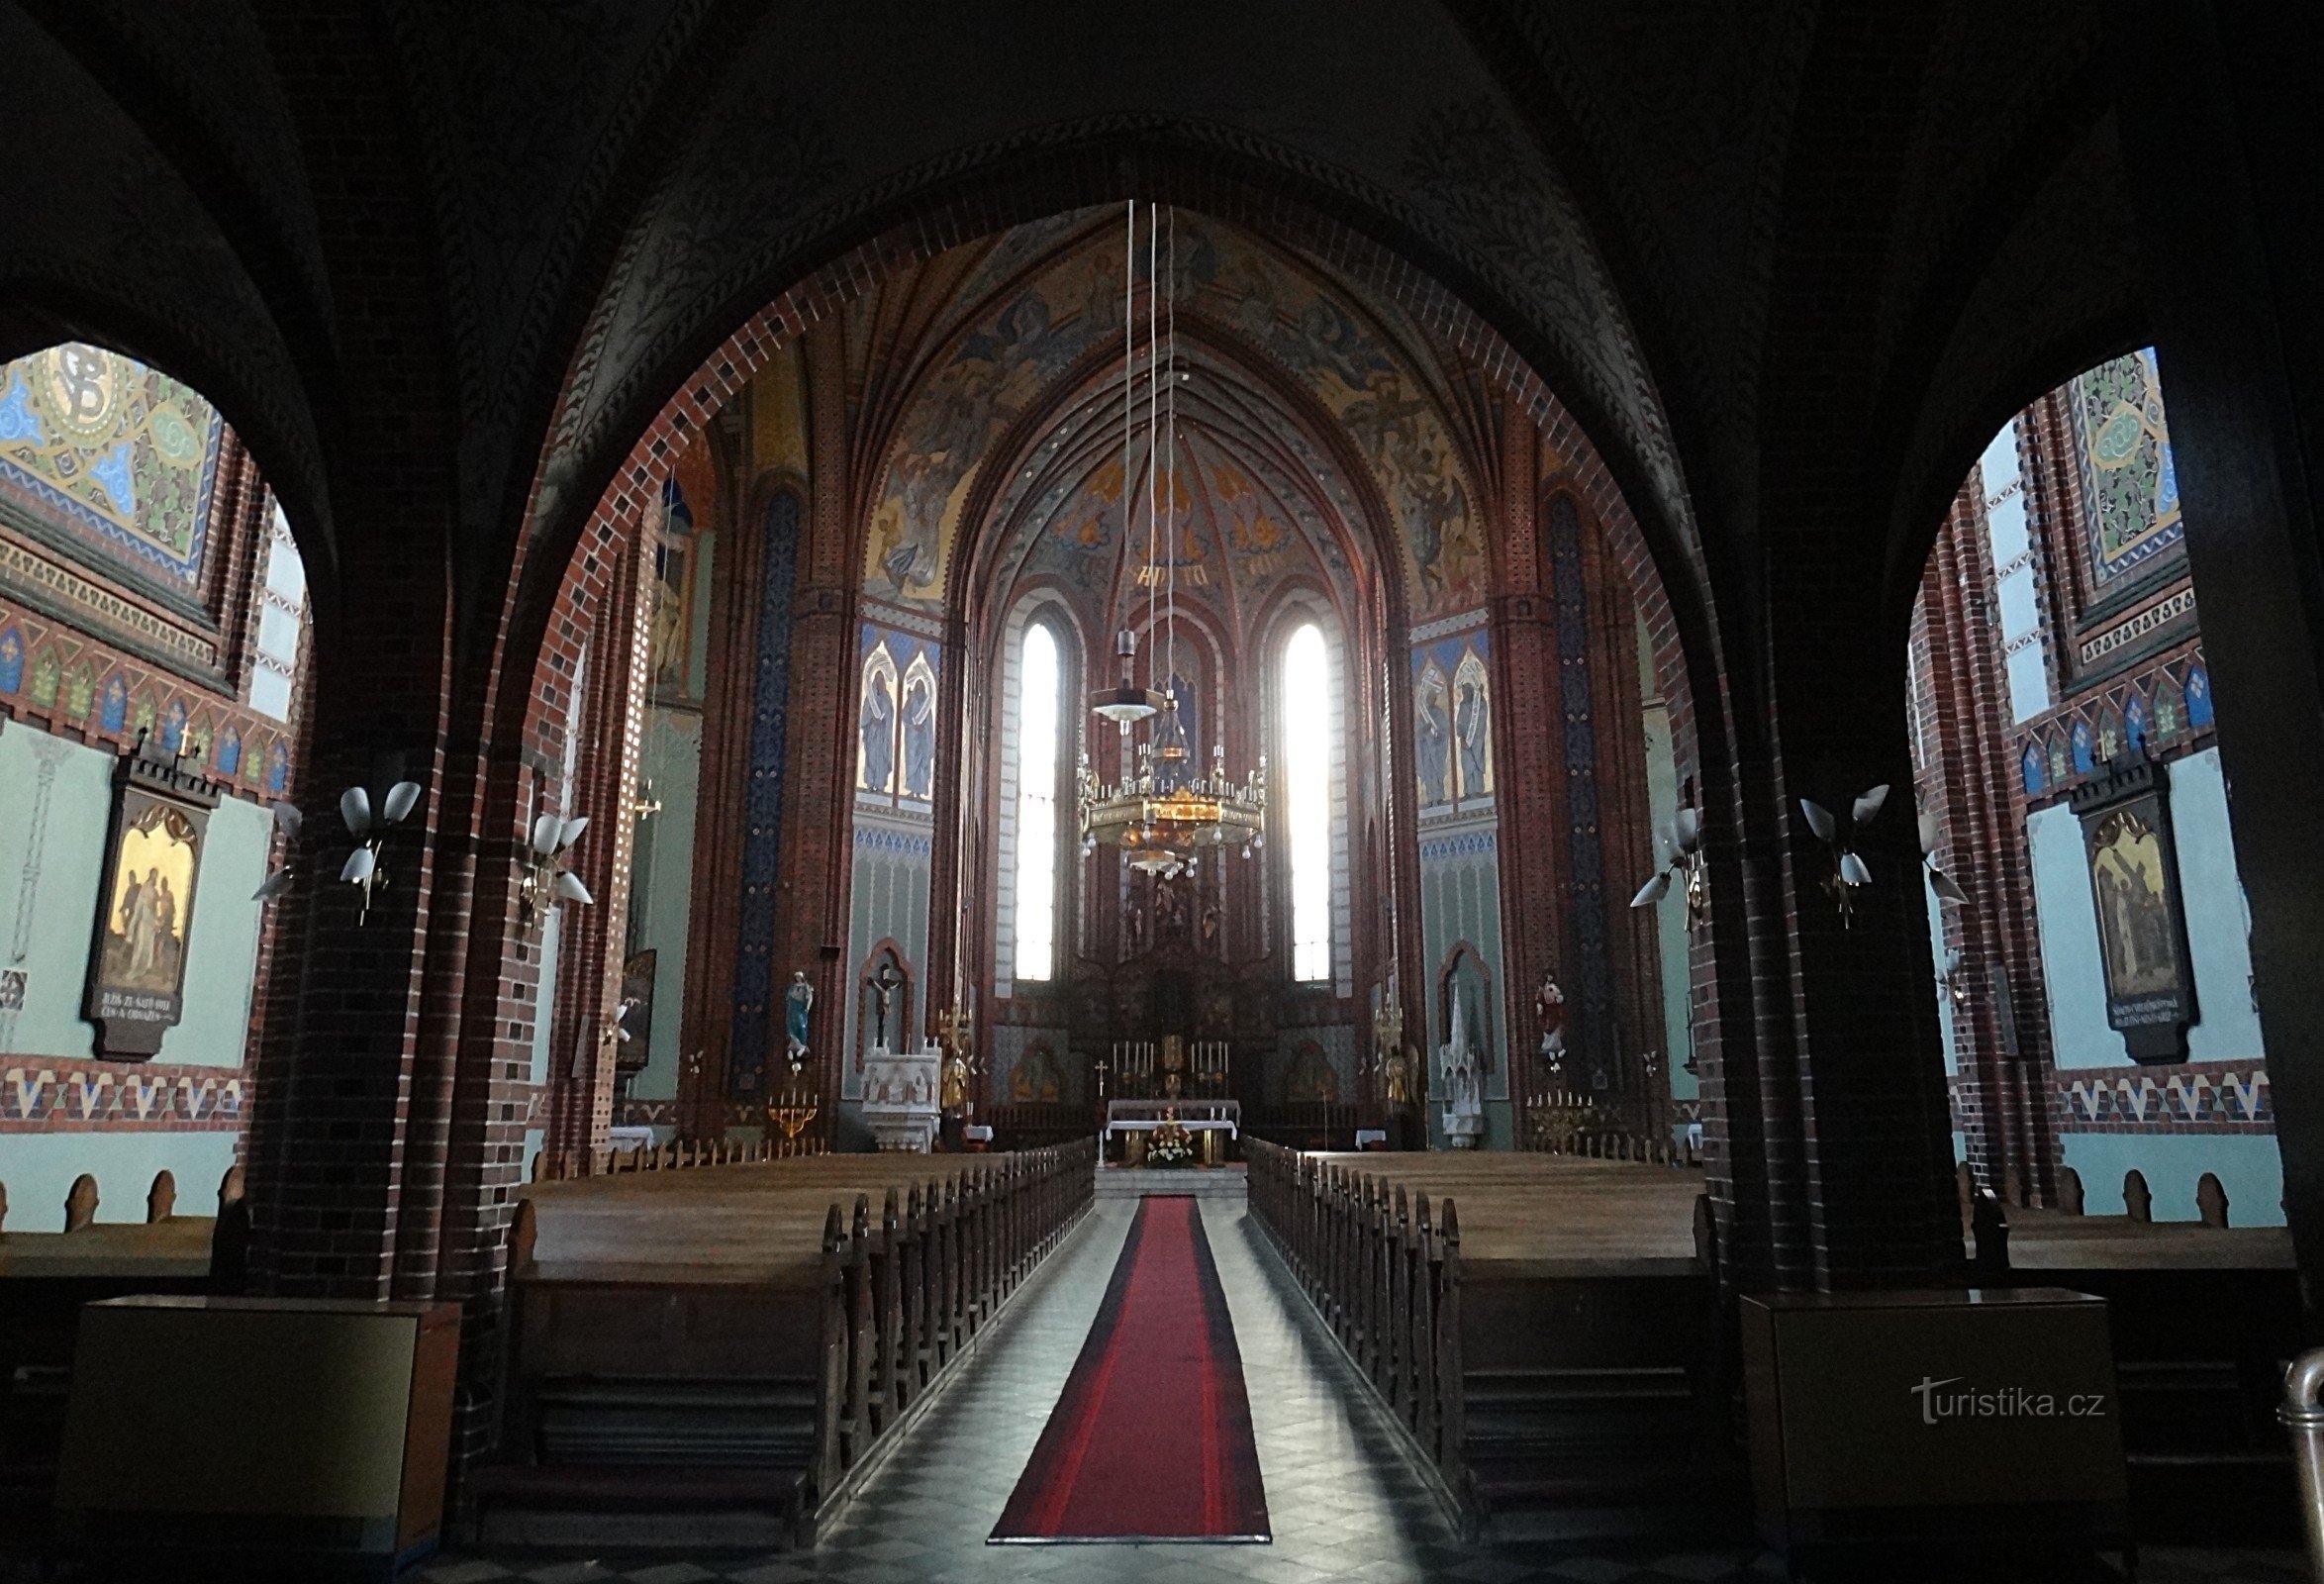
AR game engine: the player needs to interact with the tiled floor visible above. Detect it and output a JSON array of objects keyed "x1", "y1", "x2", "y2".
[{"x1": 424, "y1": 1186, "x2": 2307, "y2": 1584}]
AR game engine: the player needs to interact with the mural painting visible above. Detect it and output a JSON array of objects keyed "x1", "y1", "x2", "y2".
[
  {"x1": 856, "y1": 622, "x2": 942, "y2": 808},
  {"x1": 1412, "y1": 630, "x2": 1493, "y2": 813},
  {"x1": 866, "y1": 217, "x2": 1483, "y2": 624},
  {"x1": 0, "y1": 345, "x2": 224, "y2": 589},
  {"x1": 2076, "y1": 347, "x2": 2182, "y2": 590}
]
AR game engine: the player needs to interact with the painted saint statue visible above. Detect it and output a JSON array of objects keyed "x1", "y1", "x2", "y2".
[
  {"x1": 785, "y1": 970, "x2": 815, "y2": 1070},
  {"x1": 1455, "y1": 675, "x2": 1492, "y2": 800}
]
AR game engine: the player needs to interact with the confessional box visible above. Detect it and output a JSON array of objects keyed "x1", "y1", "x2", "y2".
[
  {"x1": 1741, "y1": 1288, "x2": 2129, "y2": 1562},
  {"x1": 54, "y1": 1295, "x2": 459, "y2": 1578}
]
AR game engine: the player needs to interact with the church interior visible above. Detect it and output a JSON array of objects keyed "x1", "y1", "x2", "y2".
[{"x1": 2, "y1": 5, "x2": 2321, "y2": 1582}]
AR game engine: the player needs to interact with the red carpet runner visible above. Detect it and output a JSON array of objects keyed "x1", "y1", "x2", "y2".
[{"x1": 990, "y1": 1195, "x2": 1270, "y2": 1542}]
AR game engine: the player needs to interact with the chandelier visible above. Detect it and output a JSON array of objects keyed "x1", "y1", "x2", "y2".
[{"x1": 1076, "y1": 202, "x2": 1266, "y2": 879}]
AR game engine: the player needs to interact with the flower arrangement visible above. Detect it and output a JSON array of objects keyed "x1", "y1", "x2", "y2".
[{"x1": 1145, "y1": 1118, "x2": 1196, "y2": 1167}]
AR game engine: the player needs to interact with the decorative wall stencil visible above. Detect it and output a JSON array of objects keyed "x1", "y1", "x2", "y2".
[
  {"x1": 2073, "y1": 348, "x2": 2182, "y2": 591},
  {"x1": 0, "y1": 600, "x2": 292, "y2": 784},
  {"x1": 0, "y1": 1055, "x2": 245, "y2": 1133},
  {"x1": 728, "y1": 492, "x2": 801, "y2": 1097},
  {"x1": 83, "y1": 736, "x2": 225, "y2": 1058},
  {"x1": 1547, "y1": 495, "x2": 1617, "y2": 1089},
  {"x1": 0, "y1": 346, "x2": 225, "y2": 591},
  {"x1": 1947, "y1": 1064, "x2": 2273, "y2": 1135},
  {"x1": 2071, "y1": 754, "x2": 2197, "y2": 1062}
]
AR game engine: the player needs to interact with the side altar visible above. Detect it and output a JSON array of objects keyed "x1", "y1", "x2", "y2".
[{"x1": 861, "y1": 1040, "x2": 942, "y2": 1152}]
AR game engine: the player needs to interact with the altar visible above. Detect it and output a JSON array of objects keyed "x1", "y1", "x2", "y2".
[{"x1": 1104, "y1": 1098, "x2": 1242, "y2": 1140}]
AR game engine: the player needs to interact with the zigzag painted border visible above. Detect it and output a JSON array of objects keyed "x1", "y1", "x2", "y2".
[
  {"x1": 1, "y1": 1054, "x2": 244, "y2": 1133},
  {"x1": 1951, "y1": 1062, "x2": 2273, "y2": 1135}
]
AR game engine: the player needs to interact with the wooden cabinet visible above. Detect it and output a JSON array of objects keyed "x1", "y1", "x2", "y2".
[
  {"x1": 1742, "y1": 1288, "x2": 2130, "y2": 1565},
  {"x1": 54, "y1": 1295, "x2": 458, "y2": 1577}
]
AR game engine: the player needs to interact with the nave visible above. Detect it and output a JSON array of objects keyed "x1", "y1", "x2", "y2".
[{"x1": 411, "y1": 1175, "x2": 2293, "y2": 1584}]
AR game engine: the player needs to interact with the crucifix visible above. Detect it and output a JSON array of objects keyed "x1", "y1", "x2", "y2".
[{"x1": 869, "y1": 959, "x2": 905, "y2": 1048}]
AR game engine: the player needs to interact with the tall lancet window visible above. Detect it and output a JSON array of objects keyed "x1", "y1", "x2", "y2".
[
  {"x1": 1283, "y1": 622, "x2": 1332, "y2": 982},
  {"x1": 1013, "y1": 623, "x2": 1063, "y2": 981}
]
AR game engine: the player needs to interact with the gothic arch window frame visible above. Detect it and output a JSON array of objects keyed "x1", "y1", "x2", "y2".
[
  {"x1": 1263, "y1": 589, "x2": 1352, "y2": 995},
  {"x1": 1437, "y1": 938, "x2": 1497, "y2": 1076},
  {"x1": 994, "y1": 593, "x2": 1085, "y2": 996}
]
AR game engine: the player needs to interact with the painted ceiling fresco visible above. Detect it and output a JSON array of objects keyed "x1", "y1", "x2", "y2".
[
  {"x1": 0, "y1": 344, "x2": 225, "y2": 592},
  {"x1": 859, "y1": 213, "x2": 1485, "y2": 626}
]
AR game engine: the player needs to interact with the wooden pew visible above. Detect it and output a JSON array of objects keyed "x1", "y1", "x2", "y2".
[
  {"x1": 1, "y1": 1165, "x2": 239, "y2": 1549},
  {"x1": 1245, "y1": 1143, "x2": 1720, "y2": 1538},
  {"x1": 475, "y1": 1140, "x2": 1097, "y2": 1548}
]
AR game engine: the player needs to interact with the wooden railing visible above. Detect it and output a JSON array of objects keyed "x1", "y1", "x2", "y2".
[
  {"x1": 1241, "y1": 1101, "x2": 1389, "y2": 1151},
  {"x1": 1243, "y1": 1138, "x2": 1465, "y2": 1498},
  {"x1": 1519, "y1": 1090, "x2": 1701, "y2": 1165},
  {"x1": 812, "y1": 1138, "x2": 1097, "y2": 1515},
  {"x1": 981, "y1": 1103, "x2": 1092, "y2": 1151},
  {"x1": 531, "y1": 1133, "x2": 815, "y2": 1181}
]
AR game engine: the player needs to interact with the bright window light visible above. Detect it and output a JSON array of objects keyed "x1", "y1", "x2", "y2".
[
  {"x1": 1014, "y1": 624, "x2": 1061, "y2": 980},
  {"x1": 1283, "y1": 623, "x2": 1330, "y2": 981}
]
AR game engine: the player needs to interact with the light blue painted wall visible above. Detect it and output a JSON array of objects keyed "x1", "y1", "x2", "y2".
[
  {"x1": 628, "y1": 709, "x2": 703, "y2": 1101},
  {"x1": 842, "y1": 810, "x2": 932, "y2": 1103},
  {"x1": 0, "y1": 721, "x2": 273, "y2": 1231},
  {"x1": 0, "y1": 725, "x2": 268, "y2": 1064},
  {"x1": 2062, "y1": 1133, "x2": 2282, "y2": 1225},
  {"x1": 521, "y1": 906, "x2": 559, "y2": 1181},
  {"x1": 1418, "y1": 816, "x2": 1511, "y2": 1147},
  {"x1": 1635, "y1": 620, "x2": 1695, "y2": 1100},
  {"x1": 2028, "y1": 746, "x2": 2261, "y2": 1068},
  {"x1": 1, "y1": 1130, "x2": 241, "y2": 1232}
]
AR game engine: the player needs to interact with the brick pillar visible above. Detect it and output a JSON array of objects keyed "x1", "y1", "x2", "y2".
[
  {"x1": 772, "y1": 320, "x2": 858, "y2": 1107},
  {"x1": 677, "y1": 464, "x2": 772, "y2": 1136},
  {"x1": 1916, "y1": 492, "x2": 2059, "y2": 1206}
]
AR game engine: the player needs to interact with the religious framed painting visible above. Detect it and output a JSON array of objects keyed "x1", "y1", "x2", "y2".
[
  {"x1": 83, "y1": 732, "x2": 222, "y2": 1057},
  {"x1": 2069, "y1": 754, "x2": 2196, "y2": 1062}
]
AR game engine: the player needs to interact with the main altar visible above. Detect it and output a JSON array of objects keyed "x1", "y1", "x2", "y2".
[{"x1": 1100, "y1": 1035, "x2": 1237, "y2": 1164}]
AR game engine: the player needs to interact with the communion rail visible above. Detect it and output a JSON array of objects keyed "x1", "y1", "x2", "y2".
[
  {"x1": 1244, "y1": 1138, "x2": 1467, "y2": 1499},
  {"x1": 533, "y1": 1133, "x2": 819, "y2": 1180},
  {"x1": 490, "y1": 1138, "x2": 1097, "y2": 1545}
]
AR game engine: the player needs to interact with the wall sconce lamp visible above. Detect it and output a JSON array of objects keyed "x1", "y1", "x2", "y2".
[
  {"x1": 520, "y1": 809, "x2": 593, "y2": 928},
  {"x1": 1938, "y1": 946, "x2": 1974, "y2": 1012},
  {"x1": 251, "y1": 800, "x2": 302, "y2": 903},
  {"x1": 1798, "y1": 783, "x2": 1888, "y2": 928},
  {"x1": 339, "y1": 780, "x2": 422, "y2": 925},
  {"x1": 1915, "y1": 810, "x2": 1973, "y2": 909},
  {"x1": 1629, "y1": 805, "x2": 1708, "y2": 928}
]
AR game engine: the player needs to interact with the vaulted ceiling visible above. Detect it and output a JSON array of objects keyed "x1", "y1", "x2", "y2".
[{"x1": 0, "y1": 0, "x2": 2131, "y2": 655}]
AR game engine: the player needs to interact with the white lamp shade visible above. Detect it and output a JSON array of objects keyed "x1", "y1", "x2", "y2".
[
  {"x1": 1928, "y1": 865, "x2": 1971, "y2": 906},
  {"x1": 383, "y1": 781, "x2": 422, "y2": 824},
  {"x1": 553, "y1": 871, "x2": 594, "y2": 904},
  {"x1": 531, "y1": 813, "x2": 562, "y2": 854},
  {"x1": 1838, "y1": 851, "x2": 1873, "y2": 887},
  {"x1": 340, "y1": 846, "x2": 376, "y2": 884},
  {"x1": 1673, "y1": 807, "x2": 1701, "y2": 850},
  {"x1": 339, "y1": 786, "x2": 372, "y2": 835},
  {"x1": 1629, "y1": 872, "x2": 1672, "y2": 908},
  {"x1": 1799, "y1": 799, "x2": 1836, "y2": 842},
  {"x1": 557, "y1": 815, "x2": 590, "y2": 850},
  {"x1": 1853, "y1": 783, "x2": 1890, "y2": 824},
  {"x1": 252, "y1": 868, "x2": 294, "y2": 902},
  {"x1": 270, "y1": 801, "x2": 303, "y2": 837}
]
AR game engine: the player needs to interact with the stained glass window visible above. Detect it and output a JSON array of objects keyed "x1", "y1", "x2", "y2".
[
  {"x1": 1283, "y1": 622, "x2": 1331, "y2": 982},
  {"x1": 1013, "y1": 623, "x2": 1061, "y2": 981}
]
